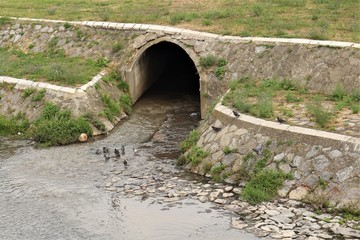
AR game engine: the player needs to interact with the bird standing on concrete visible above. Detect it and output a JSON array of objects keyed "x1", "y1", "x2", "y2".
[
  {"x1": 277, "y1": 116, "x2": 287, "y2": 124},
  {"x1": 233, "y1": 110, "x2": 240, "y2": 118},
  {"x1": 102, "y1": 146, "x2": 109, "y2": 154},
  {"x1": 211, "y1": 126, "x2": 222, "y2": 132},
  {"x1": 104, "y1": 153, "x2": 110, "y2": 162},
  {"x1": 114, "y1": 148, "x2": 120, "y2": 158},
  {"x1": 123, "y1": 159, "x2": 128, "y2": 166},
  {"x1": 121, "y1": 145, "x2": 125, "y2": 155}
]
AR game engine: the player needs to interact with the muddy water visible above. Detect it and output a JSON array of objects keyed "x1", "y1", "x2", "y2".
[{"x1": 0, "y1": 88, "x2": 258, "y2": 240}]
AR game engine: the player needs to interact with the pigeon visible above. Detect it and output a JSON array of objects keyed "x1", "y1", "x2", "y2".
[
  {"x1": 232, "y1": 110, "x2": 240, "y2": 118},
  {"x1": 277, "y1": 116, "x2": 287, "y2": 124},
  {"x1": 114, "y1": 148, "x2": 120, "y2": 158},
  {"x1": 123, "y1": 159, "x2": 128, "y2": 166},
  {"x1": 252, "y1": 144, "x2": 263, "y2": 155},
  {"x1": 102, "y1": 146, "x2": 109, "y2": 154},
  {"x1": 121, "y1": 145, "x2": 125, "y2": 155},
  {"x1": 95, "y1": 149, "x2": 101, "y2": 155},
  {"x1": 211, "y1": 126, "x2": 222, "y2": 132},
  {"x1": 104, "y1": 153, "x2": 110, "y2": 161}
]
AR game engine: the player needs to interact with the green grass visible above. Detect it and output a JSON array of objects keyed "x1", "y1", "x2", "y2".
[
  {"x1": 1, "y1": 1, "x2": 357, "y2": 42},
  {"x1": 185, "y1": 145, "x2": 209, "y2": 166},
  {"x1": 210, "y1": 164, "x2": 226, "y2": 183},
  {"x1": 0, "y1": 47, "x2": 103, "y2": 86},
  {"x1": 179, "y1": 129, "x2": 200, "y2": 153},
  {"x1": 0, "y1": 113, "x2": 29, "y2": 136},
  {"x1": 31, "y1": 102, "x2": 93, "y2": 146},
  {"x1": 241, "y1": 169, "x2": 292, "y2": 205}
]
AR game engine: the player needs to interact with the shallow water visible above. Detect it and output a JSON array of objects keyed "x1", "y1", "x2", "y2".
[{"x1": 0, "y1": 88, "x2": 258, "y2": 240}]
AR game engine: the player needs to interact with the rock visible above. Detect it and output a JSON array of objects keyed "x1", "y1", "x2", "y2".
[
  {"x1": 270, "y1": 215, "x2": 292, "y2": 224},
  {"x1": 290, "y1": 156, "x2": 303, "y2": 167},
  {"x1": 222, "y1": 193, "x2": 234, "y2": 198},
  {"x1": 331, "y1": 226, "x2": 360, "y2": 238},
  {"x1": 231, "y1": 218, "x2": 248, "y2": 230},
  {"x1": 209, "y1": 191, "x2": 220, "y2": 201},
  {"x1": 78, "y1": 133, "x2": 88, "y2": 142},
  {"x1": 314, "y1": 155, "x2": 330, "y2": 171},
  {"x1": 274, "y1": 153, "x2": 285, "y2": 162},
  {"x1": 224, "y1": 186, "x2": 233, "y2": 192},
  {"x1": 329, "y1": 149, "x2": 343, "y2": 159},
  {"x1": 306, "y1": 146, "x2": 319, "y2": 159},
  {"x1": 261, "y1": 225, "x2": 280, "y2": 232},
  {"x1": 214, "y1": 198, "x2": 227, "y2": 204},
  {"x1": 289, "y1": 186, "x2": 309, "y2": 200},
  {"x1": 265, "y1": 209, "x2": 280, "y2": 216},
  {"x1": 111, "y1": 176, "x2": 121, "y2": 183},
  {"x1": 336, "y1": 166, "x2": 354, "y2": 183},
  {"x1": 198, "y1": 196, "x2": 208, "y2": 203}
]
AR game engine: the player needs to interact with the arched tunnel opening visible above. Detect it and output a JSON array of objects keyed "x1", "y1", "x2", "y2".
[{"x1": 129, "y1": 41, "x2": 200, "y2": 106}]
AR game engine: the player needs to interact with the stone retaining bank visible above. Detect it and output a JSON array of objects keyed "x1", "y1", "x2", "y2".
[
  {"x1": 189, "y1": 103, "x2": 360, "y2": 209},
  {"x1": 6, "y1": 16, "x2": 360, "y2": 49}
]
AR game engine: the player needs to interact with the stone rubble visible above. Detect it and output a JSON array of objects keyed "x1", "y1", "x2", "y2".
[{"x1": 103, "y1": 165, "x2": 360, "y2": 240}]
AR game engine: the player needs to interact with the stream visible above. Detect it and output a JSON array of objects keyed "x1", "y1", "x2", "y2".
[{"x1": 0, "y1": 87, "x2": 259, "y2": 240}]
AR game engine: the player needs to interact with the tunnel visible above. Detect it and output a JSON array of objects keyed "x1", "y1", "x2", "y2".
[{"x1": 127, "y1": 41, "x2": 200, "y2": 104}]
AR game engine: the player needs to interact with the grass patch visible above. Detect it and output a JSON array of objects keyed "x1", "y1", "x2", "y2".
[
  {"x1": 0, "y1": 47, "x2": 104, "y2": 86},
  {"x1": 210, "y1": 164, "x2": 226, "y2": 183},
  {"x1": 179, "y1": 129, "x2": 200, "y2": 153},
  {"x1": 223, "y1": 146, "x2": 237, "y2": 155},
  {"x1": 0, "y1": 113, "x2": 29, "y2": 136},
  {"x1": 31, "y1": 89, "x2": 46, "y2": 102},
  {"x1": 100, "y1": 94, "x2": 121, "y2": 121},
  {"x1": 241, "y1": 169, "x2": 292, "y2": 205},
  {"x1": 31, "y1": 102, "x2": 92, "y2": 146},
  {"x1": 0, "y1": 1, "x2": 358, "y2": 42},
  {"x1": 82, "y1": 112, "x2": 106, "y2": 132},
  {"x1": 306, "y1": 98, "x2": 333, "y2": 128},
  {"x1": 185, "y1": 145, "x2": 209, "y2": 166}
]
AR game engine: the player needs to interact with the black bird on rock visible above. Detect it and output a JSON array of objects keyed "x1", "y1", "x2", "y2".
[
  {"x1": 121, "y1": 145, "x2": 125, "y2": 155},
  {"x1": 95, "y1": 149, "x2": 102, "y2": 155},
  {"x1": 211, "y1": 126, "x2": 222, "y2": 132},
  {"x1": 114, "y1": 148, "x2": 120, "y2": 158},
  {"x1": 123, "y1": 159, "x2": 128, "y2": 166},
  {"x1": 252, "y1": 144, "x2": 263, "y2": 155},
  {"x1": 233, "y1": 110, "x2": 240, "y2": 118},
  {"x1": 104, "y1": 153, "x2": 110, "y2": 162},
  {"x1": 277, "y1": 116, "x2": 287, "y2": 124},
  {"x1": 102, "y1": 146, "x2": 109, "y2": 154}
]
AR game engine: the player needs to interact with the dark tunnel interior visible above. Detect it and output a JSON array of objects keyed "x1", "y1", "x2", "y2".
[{"x1": 141, "y1": 41, "x2": 200, "y2": 96}]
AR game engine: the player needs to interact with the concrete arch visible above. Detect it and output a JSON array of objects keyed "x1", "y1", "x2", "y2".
[{"x1": 126, "y1": 37, "x2": 208, "y2": 117}]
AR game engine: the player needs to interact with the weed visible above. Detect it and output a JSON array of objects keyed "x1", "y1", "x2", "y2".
[
  {"x1": 119, "y1": 94, "x2": 132, "y2": 114},
  {"x1": 0, "y1": 17, "x2": 11, "y2": 26},
  {"x1": 32, "y1": 103, "x2": 92, "y2": 146},
  {"x1": 112, "y1": 43, "x2": 123, "y2": 54},
  {"x1": 63, "y1": 22, "x2": 71, "y2": 29},
  {"x1": 100, "y1": 8, "x2": 111, "y2": 21},
  {"x1": 223, "y1": 146, "x2": 237, "y2": 155},
  {"x1": 96, "y1": 58, "x2": 109, "y2": 67},
  {"x1": 0, "y1": 113, "x2": 29, "y2": 136},
  {"x1": 177, "y1": 154, "x2": 188, "y2": 166},
  {"x1": 306, "y1": 100, "x2": 333, "y2": 128},
  {"x1": 215, "y1": 66, "x2": 226, "y2": 79},
  {"x1": 329, "y1": 83, "x2": 346, "y2": 101},
  {"x1": 203, "y1": 162, "x2": 213, "y2": 173},
  {"x1": 200, "y1": 55, "x2": 217, "y2": 69},
  {"x1": 180, "y1": 130, "x2": 200, "y2": 153},
  {"x1": 351, "y1": 103, "x2": 360, "y2": 114},
  {"x1": 318, "y1": 177, "x2": 329, "y2": 190},
  {"x1": 82, "y1": 112, "x2": 106, "y2": 132},
  {"x1": 31, "y1": 89, "x2": 46, "y2": 102},
  {"x1": 210, "y1": 164, "x2": 226, "y2": 183},
  {"x1": 47, "y1": 8, "x2": 56, "y2": 15},
  {"x1": 251, "y1": 4, "x2": 264, "y2": 17},
  {"x1": 286, "y1": 92, "x2": 302, "y2": 103},
  {"x1": 28, "y1": 43, "x2": 35, "y2": 49},
  {"x1": 241, "y1": 169, "x2": 292, "y2": 205},
  {"x1": 22, "y1": 88, "x2": 36, "y2": 98},
  {"x1": 100, "y1": 94, "x2": 120, "y2": 121},
  {"x1": 186, "y1": 146, "x2": 209, "y2": 166}
]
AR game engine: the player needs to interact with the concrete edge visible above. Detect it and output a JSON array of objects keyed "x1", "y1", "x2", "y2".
[
  {"x1": 214, "y1": 103, "x2": 360, "y2": 149},
  {"x1": 2, "y1": 16, "x2": 359, "y2": 50},
  {"x1": 1, "y1": 69, "x2": 107, "y2": 94}
]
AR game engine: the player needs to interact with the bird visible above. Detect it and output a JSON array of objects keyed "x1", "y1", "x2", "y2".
[
  {"x1": 190, "y1": 112, "x2": 200, "y2": 118},
  {"x1": 95, "y1": 149, "x2": 101, "y2": 155},
  {"x1": 123, "y1": 159, "x2": 128, "y2": 166},
  {"x1": 232, "y1": 110, "x2": 240, "y2": 118},
  {"x1": 276, "y1": 116, "x2": 287, "y2": 124},
  {"x1": 102, "y1": 146, "x2": 109, "y2": 154},
  {"x1": 121, "y1": 145, "x2": 125, "y2": 155},
  {"x1": 114, "y1": 148, "x2": 120, "y2": 158},
  {"x1": 211, "y1": 126, "x2": 222, "y2": 132},
  {"x1": 104, "y1": 153, "x2": 110, "y2": 161},
  {"x1": 252, "y1": 144, "x2": 263, "y2": 155}
]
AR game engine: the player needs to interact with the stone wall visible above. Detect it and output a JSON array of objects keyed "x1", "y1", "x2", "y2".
[{"x1": 188, "y1": 102, "x2": 360, "y2": 208}]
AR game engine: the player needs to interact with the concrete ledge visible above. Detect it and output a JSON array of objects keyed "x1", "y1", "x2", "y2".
[{"x1": 214, "y1": 104, "x2": 360, "y2": 150}]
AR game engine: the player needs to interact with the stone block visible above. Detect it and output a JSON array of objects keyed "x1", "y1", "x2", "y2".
[
  {"x1": 108, "y1": 22, "x2": 117, "y2": 29},
  {"x1": 163, "y1": 26, "x2": 182, "y2": 35},
  {"x1": 4, "y1": 77, "x2": 20, "y2": 84},
  {"x1": 14, "y1": 80, "x2": 33, "y2": 90},
  {"x1": 115, "y1": 23, "x2": 125, "y2": 29},
  {"x1": 0, "y1": 76, "x2": 5, "y2": 83},
  {"x1": 59, "y1": 87, "x2": 76, "y2": 94},
  {"x1": 327, "y1": 41, "x2": 353, "y2": 48},
  {"x1": 46, "y1": 84, "x2": 62, "y2": 91},
  {"x1": 37, "y1": 82, "x2": 49, "y2": 89},
  {"x1": 85, "y1": 21, "x2": 95, "y2": 27},
  {"x1": 122, "y1": 23, "x2": 135, "y2": 30},
  {"x1": 147, "y1": 24, "x2": 165, "y2": 32},
  {"x1": 138, "y1": 24, "x2": 150, "y2": 31}
]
